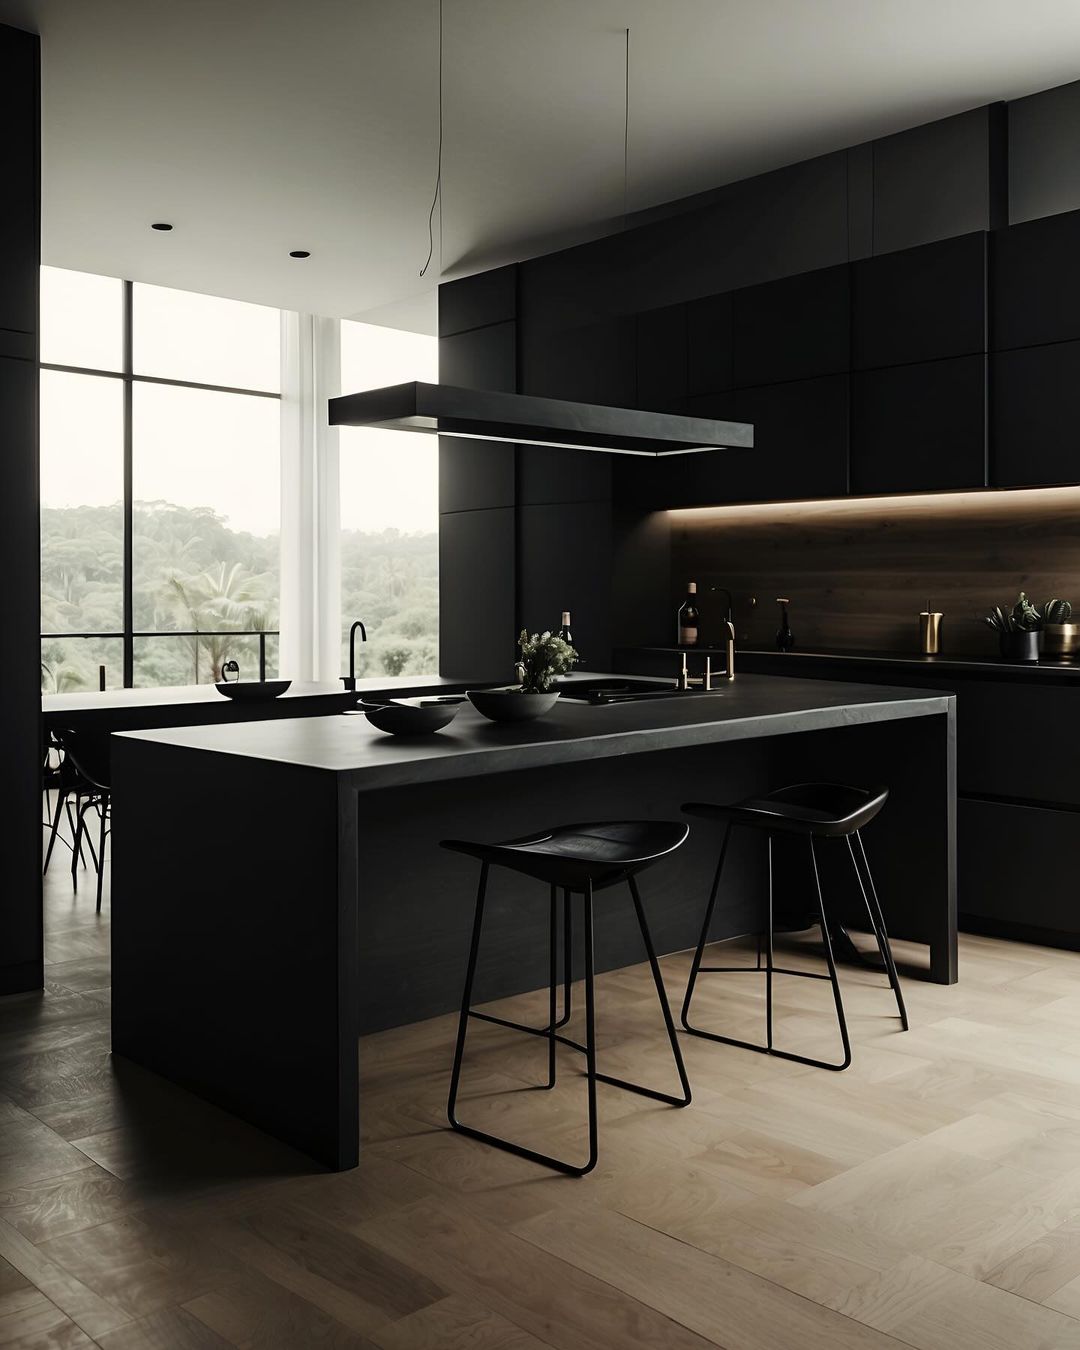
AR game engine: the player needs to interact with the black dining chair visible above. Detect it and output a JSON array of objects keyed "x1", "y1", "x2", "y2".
[{"x1": 58, "y1": 730, "x2": 112, "y2": 912}]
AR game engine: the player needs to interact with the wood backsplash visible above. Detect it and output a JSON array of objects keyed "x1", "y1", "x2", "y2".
[{"x1": 667, "y1": 487, "x2": 1080, "y2": 655}]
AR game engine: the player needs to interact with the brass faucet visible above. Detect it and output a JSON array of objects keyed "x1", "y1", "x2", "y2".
[{"x1": 678, "y1": 623, "x2": 736, "y2": 691}]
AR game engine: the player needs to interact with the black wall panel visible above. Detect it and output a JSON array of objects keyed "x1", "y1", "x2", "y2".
[
  {"x1": 853, "y1": 232, "x2": 987, "y2": 370},
  {"x1": 872, "y1": 106, "x2": 998, "y2": 254},
  {"x1": 518, "y1": 501, "x2": 612, "y2": 667},
  {"x1": 851, "y1": 356, "x2": 987, "y2": 495},
  {"x1": 518, "y1": 446, "x2": 611, "y2": 506},
  {"x1": 992, "y1": 343, "x2": 1080, "y2": 487},
  {"x1": 438, "y1": 507, "x2": 516, "y2": 680},
  {"x1": 438, "y1": 321, "x2": 516, "y2": 392},
  {"x1": 438, "y1": 264, "x2": 516, "y2": 336},
  {"x1": 439, "y1": 439, "x2": 515, "y2": 514},
  {"x1": 733, "y1": 265, "x2": 850, "y2": 388},
  {"x1": 0, "y1": 30, "x2": 37, "y2": 335},
  {"x1": 0, "y1": 25, "x2": 40, "y2": 998},
  {"x1": 991, "y1": 208, "x2": 1080, "y2": 350}
]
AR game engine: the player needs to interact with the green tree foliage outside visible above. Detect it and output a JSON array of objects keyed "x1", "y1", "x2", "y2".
[{"x1": 40, "y1": 502, "x2": 437, "y2": 692}]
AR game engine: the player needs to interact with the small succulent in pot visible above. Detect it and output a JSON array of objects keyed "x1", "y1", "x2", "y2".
[
  {"x1": 1042, "y1": 597, "x2": 1073, "y2": 626},
  {"x1": 514, "y1": 629, "x2": 579, "y2": 693},
  {"x1": 981, "y1": 592, "x2": 1042, "y2": 661}
]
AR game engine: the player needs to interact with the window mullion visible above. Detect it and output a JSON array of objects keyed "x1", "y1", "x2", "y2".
[{"x1": 122, "y1": 280, "x2": 134, "y2": 688}]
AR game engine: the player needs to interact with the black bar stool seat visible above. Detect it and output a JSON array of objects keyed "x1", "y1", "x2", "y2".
[
  {"x1": 685, "y1": 783, "x2": 888, "y2": 837},
  {"x1": 443, "y1": 820, "x2": 692, "y2": 1177},
  {"x1": 681, "y1": 783, "x2": 907, "y2": 1073}
]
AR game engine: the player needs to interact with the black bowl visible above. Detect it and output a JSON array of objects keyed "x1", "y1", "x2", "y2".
[
  {"x1": 358, "y1": 700, "x2": 459, "y2": 736},
  {"x1": 215, "y1": 679, "x2": 292, "y2": 701}
]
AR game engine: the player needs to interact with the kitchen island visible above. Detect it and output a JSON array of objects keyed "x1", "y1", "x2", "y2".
[{"x1": 111, "y1": 673, "x2": 955, "y2": 1169}]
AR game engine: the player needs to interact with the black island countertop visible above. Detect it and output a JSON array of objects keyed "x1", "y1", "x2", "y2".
[{"x1": 115, "y1": 672, "x2": 952, "y2": 786}]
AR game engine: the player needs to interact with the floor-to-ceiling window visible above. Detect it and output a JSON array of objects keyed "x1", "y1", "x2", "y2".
[
  {"x1": 39, "y1": 267, "x2": 281, "y2": 691},
  {"x1": 338, "y1": 319, "x2": 438, "y2": 677}
]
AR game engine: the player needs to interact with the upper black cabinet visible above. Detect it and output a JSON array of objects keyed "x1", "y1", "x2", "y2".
[
  {"x1": 992, "y1": 342, "x2": 1080, "y2": 488},
  {"x1": 992, "y1": 208, "x2": 1080, "y2": 351},
  {"x1": 615, "y1": 376, "x2": 848, "y2": 509},
  {"x1": 636, "y1": 304, "x2": 687, "y2": 412},
  {"x1": 852, "y1": 232, "x2": 987, "y2": 370},
  {"x1": 732, "y1": 265, "x2": 850, "y2": 388},
  {"x1": 686, "y1": 292, "x2": 733, "y2": 396},
  {"x1": 851, "y1": 356, "x2": 987, "y2": 495},
  {"x1": 520, "y1": 318, "x2": 636, "y2": 407}
]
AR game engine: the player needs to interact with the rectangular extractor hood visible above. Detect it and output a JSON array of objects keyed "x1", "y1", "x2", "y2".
[{"x1": 328, "y1": 381, "x2": 754, "y2": 457}]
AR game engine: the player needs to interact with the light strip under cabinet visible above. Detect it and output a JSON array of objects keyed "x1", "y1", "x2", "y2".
[{"x1": 328, "y1": 381, "x2": 754, "y2": 457}]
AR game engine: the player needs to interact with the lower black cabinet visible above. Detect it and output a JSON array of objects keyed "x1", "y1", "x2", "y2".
[
  {"x1": 851, "y1": 355, "x2": 987, "y2": 494},
  {"x1": 959, "y1": 798, "x2": 1080, "y2": 937},
  {"x1": 992, "y1": 342, "x2": 1080, "y2": 487}
]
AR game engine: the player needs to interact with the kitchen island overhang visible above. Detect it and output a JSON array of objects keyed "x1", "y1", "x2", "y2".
[{"x1": 110, "y1": 674, "x2": 955, "y2": 1170}]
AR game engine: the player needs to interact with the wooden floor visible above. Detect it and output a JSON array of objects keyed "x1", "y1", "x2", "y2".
[{"x1": 6, "y1": 829, "x2": 1080, "y2": 1347}]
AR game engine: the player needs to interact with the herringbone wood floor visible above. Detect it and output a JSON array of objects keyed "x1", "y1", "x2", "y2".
[{"x1": 5, "y1": 835, "x2": 1080, "y2": 1347}]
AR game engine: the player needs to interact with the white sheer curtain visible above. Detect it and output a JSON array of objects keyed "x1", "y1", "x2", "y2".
[{"x1": 279, "y1": 313, "x2": 341, "y2": 682}]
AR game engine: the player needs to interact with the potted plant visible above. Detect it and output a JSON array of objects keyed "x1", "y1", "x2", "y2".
[
  {"x1": 981, "y1": 592, "x2": 1042, "y2": 662},
  {"x1": 1040, "y1": 598, "x2": 1080, "y2": 660},
  {"x1": 468, "y1": 629, "x2": 579, "y2": 722}
]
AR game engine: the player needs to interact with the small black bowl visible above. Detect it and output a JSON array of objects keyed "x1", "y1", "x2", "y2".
[
  {"x1": 357, "y1": 700, "x2": 459, "y2": 736},
  {"x1": 215, "y1": 679, "x2": 292, "y2": 701}
]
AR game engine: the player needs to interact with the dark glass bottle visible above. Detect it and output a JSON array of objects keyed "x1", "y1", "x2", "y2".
[
  {"x1": 558, "y1": 610, "x2": 573, "y2": 646},
  {"x1": 678, "y1": 582, "x2": 699, "y2": 647},
  {"x1": 776, "y1": 597, "x2": 794, "y2": 652}
]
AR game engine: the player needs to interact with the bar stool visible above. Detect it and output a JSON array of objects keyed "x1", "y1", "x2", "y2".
[
  {"x1": 680, "y1": 784, "x2": 908, "y2": 1072},
  {"x1": 443, "y1": 820, "x2": 692, "y2": 1176}
]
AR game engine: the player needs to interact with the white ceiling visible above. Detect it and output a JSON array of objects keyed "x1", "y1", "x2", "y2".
[{"x1": 4, "y1": 0, "x2": 1080, "y2": 331}]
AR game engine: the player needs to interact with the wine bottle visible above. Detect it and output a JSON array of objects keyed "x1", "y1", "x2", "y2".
[
  {"x1": 558, "y1": 610, "x2": 573, "y2": 646},
  {"x1": 678, "y1": 583, "x2": 699, "y2": 647}
]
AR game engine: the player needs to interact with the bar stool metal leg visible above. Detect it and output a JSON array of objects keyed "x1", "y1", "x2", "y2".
[
  {"x1": 625, "y1": 877, "x2": 691, "y2": 1105},
  {"x1": 679, "y1": 823, "x2": 731, "y2": 1030},
  {"x1": 848, "y1": 832, "x2": 909, "y2": 1030},
  {"x1": 806, "y1": 837, "x2": 853, "y2": 1071},
  {"x1": 546, "y1": 884, "x2": 557, "y2": 1089},
  {"x1": 447, "y1": 865, "x2": 598, "y2": 1176},
  {"x1": 555, "y1": 888, "x2": 572, "y2": 1028},
  {"x1": 765, "y1": 833, "x2": 774, "y2": 1052},
  {"x1": 681, "y1": 829, "x2": 853, "y2": 1070}
]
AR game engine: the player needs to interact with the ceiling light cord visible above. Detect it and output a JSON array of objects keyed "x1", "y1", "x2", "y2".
[
  {"x1": 623, "y1": 26, "x2": 630, "y2": 226},
  {"x1": 420, "y1": 0, "x2": 444, "y2": 278}
]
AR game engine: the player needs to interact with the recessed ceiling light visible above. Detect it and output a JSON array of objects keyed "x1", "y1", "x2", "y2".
[
  {"x1": 150, "y1": 222, "x2": 173, "y2": 231},
  {"x1": 289, "y1": 250, "x2": 311, "y2": 258}
]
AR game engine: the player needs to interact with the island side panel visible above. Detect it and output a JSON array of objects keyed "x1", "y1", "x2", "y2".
[{"x1": 111, "y1": 737, "x2": 359, "y2": 1169}]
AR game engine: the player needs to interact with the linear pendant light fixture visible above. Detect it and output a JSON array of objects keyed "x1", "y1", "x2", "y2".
[
  {"x1": 334, "y1": 17, "x2": 754, "y2": 458},
  {"x1": 329, "y1": 382, "x2": 753, "y2": 456}
]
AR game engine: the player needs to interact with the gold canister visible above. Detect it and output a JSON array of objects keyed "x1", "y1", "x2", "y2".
[
  {"x1": 920, "y1": 611, "x2": 943, "y2": 655},
  {"x1": 1043, "y1": 622, "x2": 1080, "y2": 659}
]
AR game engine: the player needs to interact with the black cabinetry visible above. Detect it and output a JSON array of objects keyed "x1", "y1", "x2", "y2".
[
  {"x1": 733, "y1": 265, "x2": 849, "y2": 388},
  {"x1": 851, "y1": 356, "x2": 987, "y2": 495},
  {"x1": 991, "y1": 208, "x2": 1080, "y2": 351},
  {"x1": 992, "y1": 342, "x2": 1080, "y2": 488},
  {"x1": 852, "y1": 232, "x2": 987, "y2": 370}
]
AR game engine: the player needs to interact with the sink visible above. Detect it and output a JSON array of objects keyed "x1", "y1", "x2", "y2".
[{"x1": 555, "y1": 677, "x2": 688, "y2": 704}]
